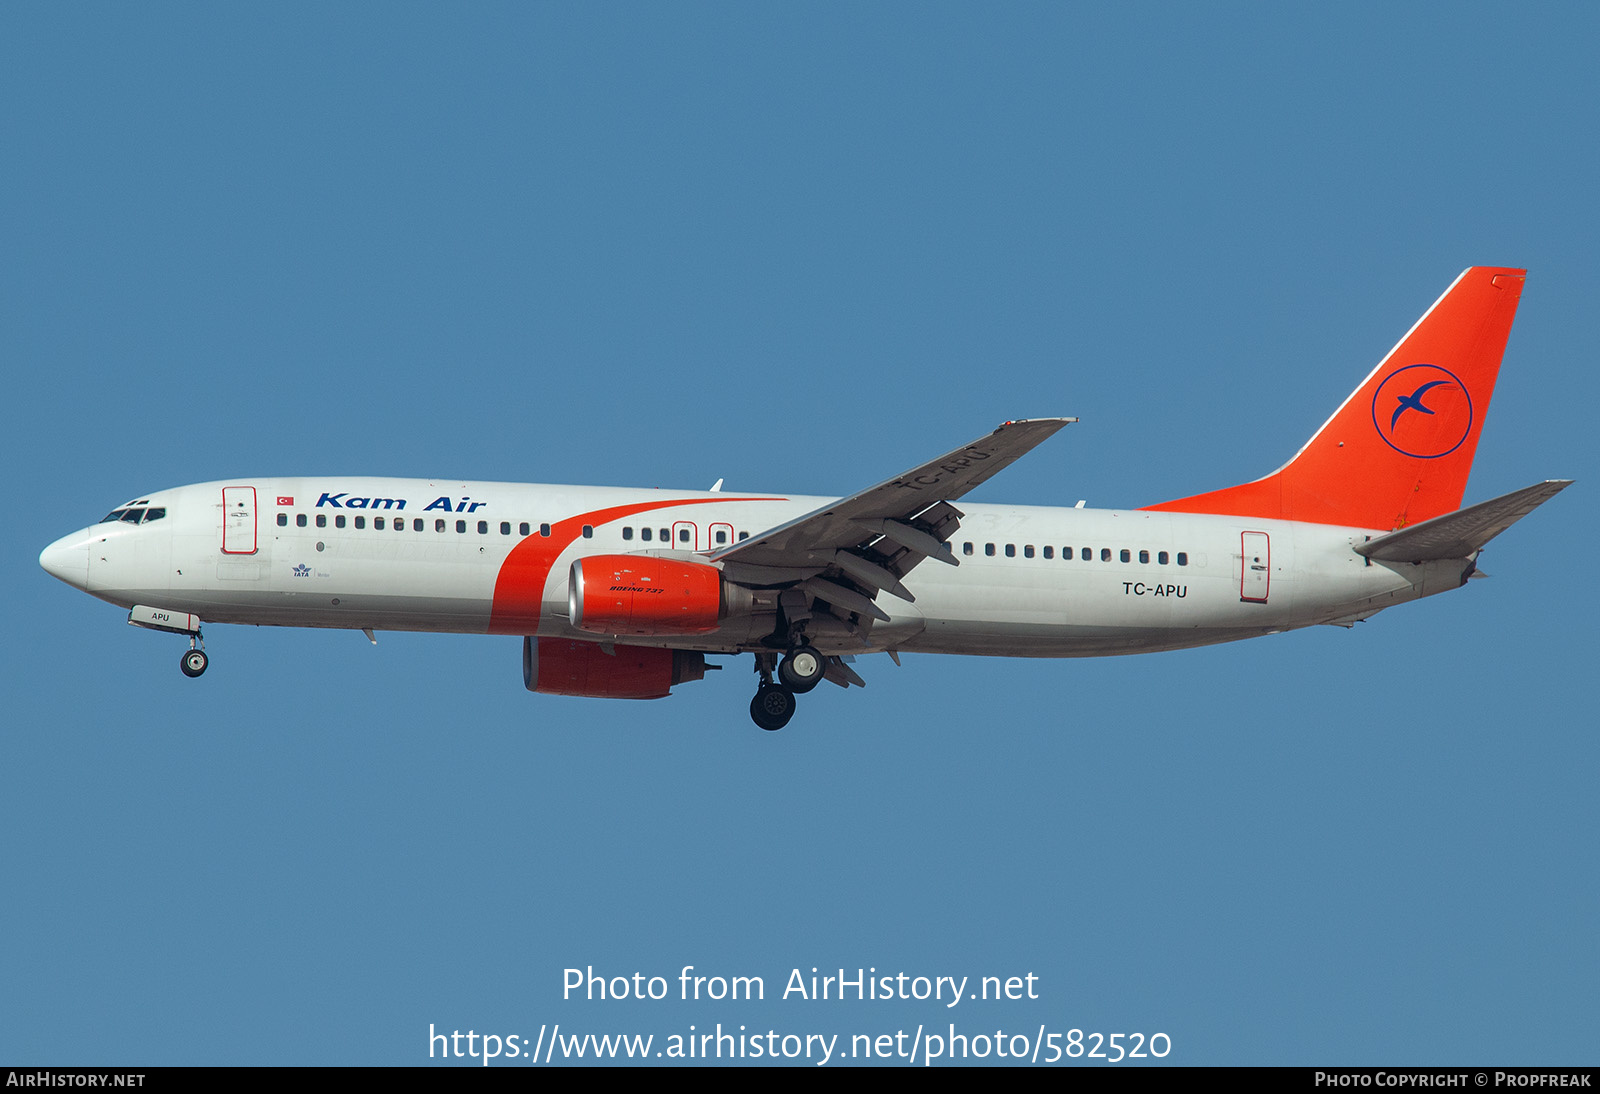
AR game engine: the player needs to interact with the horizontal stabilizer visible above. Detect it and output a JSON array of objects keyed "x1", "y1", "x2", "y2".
[{"x1": 1355, "y1": 480, "x2": 1572, "y2": 563}]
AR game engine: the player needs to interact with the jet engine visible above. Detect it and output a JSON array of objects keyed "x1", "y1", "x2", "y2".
[
  {"x1": 523, "y1": 637, "x2": 709, "y2": 700},
  {"x1": 568, "y1": 555, "x2": 750, "y2": 636}
]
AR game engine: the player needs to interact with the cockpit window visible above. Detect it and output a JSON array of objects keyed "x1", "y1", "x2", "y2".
[{"x1": 99, "y1": 507, "x2": 166, "y2": 525}]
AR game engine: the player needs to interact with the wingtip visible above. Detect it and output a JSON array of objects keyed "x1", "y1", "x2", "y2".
[{"x1": 998, "y1": 416, "x2": 1078, "y2": 428}]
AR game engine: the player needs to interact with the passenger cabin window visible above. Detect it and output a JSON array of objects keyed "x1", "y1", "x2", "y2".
[
  {"x1": 623, "y1": 527, "x2": 634, "y2": 541},
  {"x1": 436, "y1": 519, "x2": 447, "y2": 532},
  {"x1": 296, "y1": 514, "x2": 307, "y2": 528},
  {"x1": 658, "y1": 528, "x2": 669, "y2": 542},
  {"x1": 334, "y1": 515, "x2": 345, "y2": 529},
  {"x1": 582, "y1": 525, "x2": 593, "y2": 538},
  {"x1": 519, "y1": 522, "x2": 530, "y2": 536},
  {"x1": 375, "y1": 517, "x2": 386, "y2": 530},
  {"x1": 1024, "y1": 545, "x2": 1034, "y2": 558},
  {"x1": 678, "y1": 528, "x2": 690, "y2": 543},
  {"x1": 1005, "y1": 544, "x2": 1016, "y2": 558},
  {"x1": 739, "y1": 531, "x2": 749, "y2": 540},
  {"x1": 455, "y1": 519, "x2": 466, "y2": 533},
  {"x1": 963, "y1": 542, "x2": 973, "y2": 556},
  {"x1": 477, "y1": 520, "x2": 487, "y2": 534},
  {"x1": 641, "y1": 527, "x2": 652, "y2": 542},
  {"x1": 1063, "y1": 547, "x2": 1073, "y2": 560},
  {"x1": 1139, "y1": 550, "x2": 1149, "y2": 564},
  {"x1": 413, "y1": 518, "x2": 424, "y2": 531},
  {"x1": 985, "y1": 543, "x2": 995, "y2": 556},
  {"x1": 355, "y1": 516, "x2": 366, "y2": 529},
  {"x1": 1100, "y1": 548, "x2": 1111, "y2": 562},
  {"x1": 715, "y1": 529, "x2": 727, "y2": 545},
  {"x1": 1043, "y1": 546, "x2": 1052, "y2": 559},
  {"x1": 1177, "y1": 552, "x2": 1189, "y2": 566},
  {"x1": 1158, "y1": 551, "x2": 1169, "y2": 565},
  {"x1": 316, "y1": 514, "x2": 326, "y2": 528},
  {"x1": 540, "y1": 523, "x2": 551, "y2": 537},
  {"x1": 277, "y1": 513, "x2": 288, "y2": 527}
]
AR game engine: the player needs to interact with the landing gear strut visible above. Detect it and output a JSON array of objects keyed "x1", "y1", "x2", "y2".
[{"x1": 180, "y1": 631, "x2": 208, "y2": 678}]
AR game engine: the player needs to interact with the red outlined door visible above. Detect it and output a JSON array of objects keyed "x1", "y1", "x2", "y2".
[
  {"x1": 222, "y1": 486, "x2": 258, "y2": 555},
  {"x1": 708, "y1": 522, "x2": 735, "y2": 550},
  {"x1": 1240, "y1": 531, "x2": 1269, "y2": 603},
  {"x1": 671, "y1": 520, "x2": 699, "y2": 551}
]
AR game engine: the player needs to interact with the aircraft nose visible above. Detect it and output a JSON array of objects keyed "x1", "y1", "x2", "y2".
[{"x1": 40, "y1": 530, "x2": 91, "y2": 591}]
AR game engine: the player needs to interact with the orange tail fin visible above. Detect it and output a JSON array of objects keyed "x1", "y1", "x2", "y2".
[{"x1": 1143, "y1": 267, "x2": 1526, "y2": 530}]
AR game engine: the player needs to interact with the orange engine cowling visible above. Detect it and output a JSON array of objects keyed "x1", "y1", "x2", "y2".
[
  {"x1": 569, "y1": 554, "x2": 736, "y2": 636},
  {"x1": 523, "y1": 637, "x2": 708, "y2": 700}
]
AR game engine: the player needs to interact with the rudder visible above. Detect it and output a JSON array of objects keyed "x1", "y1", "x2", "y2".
[{"x1": 1143, "y1": 267, "x2": 1526, "y2": 530}]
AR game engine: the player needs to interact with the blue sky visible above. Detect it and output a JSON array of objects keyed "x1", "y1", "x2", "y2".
[{"x1": 3, "y1": 3, "x2": 1595, "y2": 1066}]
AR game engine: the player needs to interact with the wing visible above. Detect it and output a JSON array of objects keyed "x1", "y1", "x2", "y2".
[{"x1": 711, "y1": 418, "x2": 1074, "y2": 629}]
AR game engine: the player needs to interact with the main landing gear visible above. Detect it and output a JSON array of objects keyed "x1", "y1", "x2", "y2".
[
  {"x1": 179, "y1": 632, "x2": 208, "y2": 678},
  {"x1": 750, "y1": 681, "x2": 795, "y2": 731},
  {"x1": 748, "y1": 644, "x2": 825, "y2": 730},
  {"x1": 778, "y1": 644, "x2": 824, "y2": 693}
]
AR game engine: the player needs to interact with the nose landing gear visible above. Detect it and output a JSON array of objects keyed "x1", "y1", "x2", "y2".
[
  {"x1": 179, "y1": 632, "x2": 208, "y2": 677},
  {"x1": 126, "y1": 606, "x2": 209, "y2": 678}
]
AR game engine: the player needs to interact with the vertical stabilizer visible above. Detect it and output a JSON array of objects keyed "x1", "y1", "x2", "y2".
[{"x1": 1143, "y1": 267, "x2": 1525, "y2": 530}]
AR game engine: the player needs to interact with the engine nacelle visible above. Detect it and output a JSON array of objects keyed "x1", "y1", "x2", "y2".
[
  {"x1": 569, "y1": 554, "x2": 749, "y2": 636},
  {"x1": 523, "y1": 636, "x2": 707, "y2": 700}
]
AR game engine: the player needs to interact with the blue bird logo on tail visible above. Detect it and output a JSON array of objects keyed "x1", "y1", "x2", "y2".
[
  {"x1": 1371, "y1": 364, "x2": 1473, "y2": 459},
  {"x1": 1389, "y1": 378, "x2": 1452, "y2": 431}
]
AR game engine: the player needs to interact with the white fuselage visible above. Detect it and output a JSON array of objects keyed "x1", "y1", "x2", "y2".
[{"x1": 42, "y1": 477, "x2": 1467, "y2": 658}]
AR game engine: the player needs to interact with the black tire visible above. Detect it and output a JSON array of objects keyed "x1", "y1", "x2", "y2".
[
  {"x1": 180, "y1": 649, "x2": 208, "y2": 678},
  {"x1": 778, "y1": 645, "x2": 825, "y2": 694},
  {"x1": 749, "y1": 683, "x2": 796, "y2": 731}
]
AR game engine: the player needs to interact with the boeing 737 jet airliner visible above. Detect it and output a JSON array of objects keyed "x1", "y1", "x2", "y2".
[{"x1": 40, "y1": 267, "x2": 1569, "y2": 729}]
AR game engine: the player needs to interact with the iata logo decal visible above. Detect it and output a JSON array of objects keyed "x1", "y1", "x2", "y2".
[{"x1": 1371, "y1": 363, "x2": 1473, "y2": 459}]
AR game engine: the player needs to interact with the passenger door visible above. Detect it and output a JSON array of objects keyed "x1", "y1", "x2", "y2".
[{"x1": 1240, "y1": 531, "x2": 1270, "y2": 603}]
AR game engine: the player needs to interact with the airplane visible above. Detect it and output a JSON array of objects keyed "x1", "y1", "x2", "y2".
[{"x1": 39, "y1": 266, "x2": 1570, "y2": 730}]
